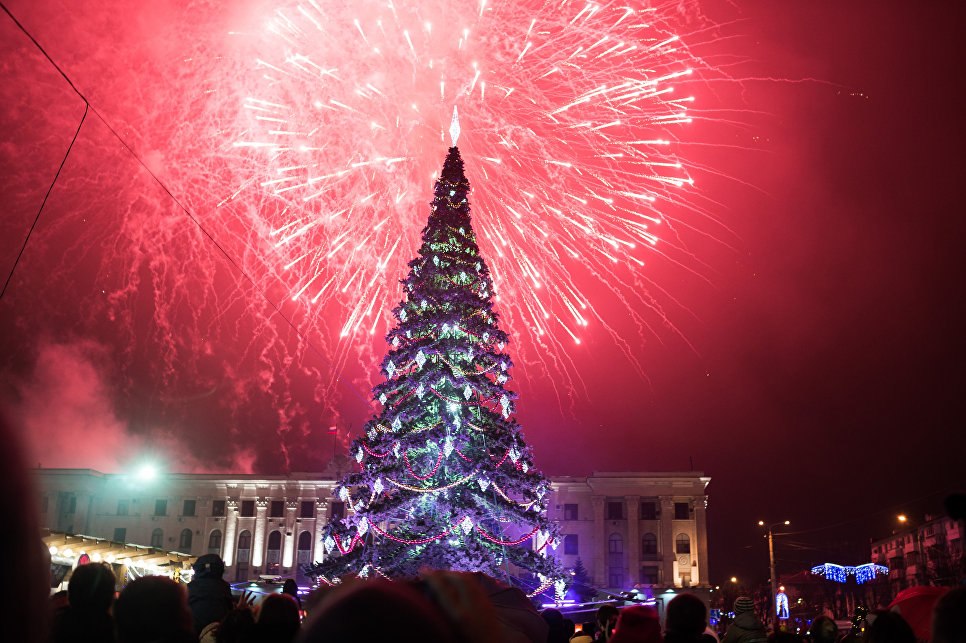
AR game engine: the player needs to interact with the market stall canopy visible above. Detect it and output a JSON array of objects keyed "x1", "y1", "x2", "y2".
[{"x1": 43, "y1": 530, "x2": 197, "y2": 581}]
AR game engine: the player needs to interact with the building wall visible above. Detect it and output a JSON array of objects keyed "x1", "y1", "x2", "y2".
[
  {"x1": 35, "y1": 468, "x2": 711, "y2": 590},
  {"x1": 870, "y1": 515, "x2": 963, "y2": 594}
]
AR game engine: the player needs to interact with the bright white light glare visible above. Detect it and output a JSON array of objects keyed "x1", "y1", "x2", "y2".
[{"x1": 135, "y1": 463, "x2": 158, "y2": 481}]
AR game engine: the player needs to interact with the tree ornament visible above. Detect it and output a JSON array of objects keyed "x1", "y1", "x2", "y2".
[
  {"x1": 386, "y1": 360, "x2": 396, "y2": 378},
  {"x1": 415, "y1": 350, "x2": 427, "y2": 368},
  {"x1": 463, "y1": 385, "x2": 473, "y2": 400}
]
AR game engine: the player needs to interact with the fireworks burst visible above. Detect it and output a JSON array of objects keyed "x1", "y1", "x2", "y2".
[{"x1": 227, "y1": 0, "x2": 708, "y2": 384}]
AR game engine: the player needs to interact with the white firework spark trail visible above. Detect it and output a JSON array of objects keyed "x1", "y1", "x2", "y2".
[{"x1": 224, "y1": 0, "x2": 716, "y2": 394}]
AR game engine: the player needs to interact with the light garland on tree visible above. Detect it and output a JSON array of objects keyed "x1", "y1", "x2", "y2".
[{"x1": 307, "y1": 134, "x2": 565, "y2": 593}]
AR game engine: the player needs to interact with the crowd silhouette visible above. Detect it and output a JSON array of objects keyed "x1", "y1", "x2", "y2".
[{"x1": 0, "y1": 413, "x2": 962, "y2": 643}]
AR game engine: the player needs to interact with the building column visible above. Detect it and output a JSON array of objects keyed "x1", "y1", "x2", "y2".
[
  {"x1": 592, "y1": 495, "x2": 605, "y2": 587},
  {"x1": 251, "y1": 499, "x2": 268, "y2": 568},
  {"x1": 314, "y1": 498, "x2": 328, "y2": 563},
  {"x1": 626, "y1": 495, "x2": 640, "y2": 586},
  {"x1": 282, "y1": 500, "x2": 298, "y2": 569},
  {"x1": 223, "y1": 500, "x2": 238, "y2": 566},
  {"x1": 694, "y1": 496, "x2": 710, "y2": 586},
  {"x1": 660, "y1": 496, "x2": 675, "y2": 586}
]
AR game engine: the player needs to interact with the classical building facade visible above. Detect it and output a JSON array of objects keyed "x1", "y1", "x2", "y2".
[{"x1": 35, "y1": 468, "x2": 710, "y2": 591}]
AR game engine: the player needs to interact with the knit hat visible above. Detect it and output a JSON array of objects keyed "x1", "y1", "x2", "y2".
[{"x1": 734, "y1": 597, "x2": 755, "y2": 614}]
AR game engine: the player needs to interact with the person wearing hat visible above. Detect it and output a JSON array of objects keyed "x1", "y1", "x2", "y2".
[
  {"x1": 188, "y1": 553, "x2": 234, "y2": 636},
  {"x1": 721, "y1": 598, "x2": 767, "y2": 643}
]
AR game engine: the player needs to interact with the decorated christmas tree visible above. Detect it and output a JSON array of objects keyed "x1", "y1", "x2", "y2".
[{"x1": 308, "y1": 112, "x2": 565, "y2": 595}]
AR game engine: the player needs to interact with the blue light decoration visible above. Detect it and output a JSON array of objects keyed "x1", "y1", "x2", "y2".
[
  {"x1": 776, "y1": 591, "x2": 789, "y2": 619},
  {"x1": 810, "y1": 562, "x2": 888, "y2": 584},
  {"x1": 852, "y1": 563, "x2": 889, "y2": 584}
]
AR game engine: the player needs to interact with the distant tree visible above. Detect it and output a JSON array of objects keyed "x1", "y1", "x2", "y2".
[{"x1": 571, "y1": 557, "x2": 596, "y2": 602}]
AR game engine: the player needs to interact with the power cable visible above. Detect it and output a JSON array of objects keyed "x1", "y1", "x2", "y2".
[{"x1": 0, "y1": 1, "x2": 370, "y2": 412}]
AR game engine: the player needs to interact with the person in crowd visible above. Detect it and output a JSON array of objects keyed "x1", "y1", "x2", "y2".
[
  {"x1": 564, "y1": 619, "x2": 577, "y2": 641},
  {"x1": 664, "y1": 593, "x2": 716, "y2": 643},
  {"x1": 212, "y1": 604, "x2": 256, "y2": 643},
  {"x1": 0, "y1": 412, "x2": 50, "y2": 642},
  {"x1": 596, "y1": 605, "x2": 620, "y2": 641},
  {"x1": 931, "y1": 586, "x2": 966, "y2": 643},
  {"x1": 49, "y1": 561, "x2": 117, "y2": 643},
  {"x1": 768, "y1": 633, "x2": 804, "y2": 643},
  {"x1": 610, "y1": 605, "x2": 661, "y2": 643},
  {"x1": 572, "y1": 622, "x2": 597, "y2": 643},
  {"x1": 861, "y1": 611, "x2": 915, "y2": 643},
  {"x1": 188, "y1": 553, "x2": 234, "y2": 636},
  {"x1": 298, "y1": 578, "x2": 462, "y2": 642},
  {"x1": 255, "y1": 593, "x2": 301, "y2": 643},
  {"x1": 721, "y1": 598, "x2": 767, "y2": 643},
  {"x1": 113, "y1": 576, "x2": 195, "y2": 643},
  {"x1": 543, "y1": 608, "x2": 571, "y2": 643},
  {"x1": 808, "y1": 616, "x2": 838, "y2": 643},
  {"x1": 282, "y1": 578, "x2": 302, "y2": 612}
]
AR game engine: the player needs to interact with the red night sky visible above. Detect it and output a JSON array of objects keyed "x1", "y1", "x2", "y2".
[{"x1": 1, "y1": 0, "x2": 963, "y2": 584}]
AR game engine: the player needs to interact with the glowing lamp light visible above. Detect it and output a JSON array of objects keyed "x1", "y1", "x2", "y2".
[{"x1": 135, "y1": 463, "x2": 158, "y2": 481}]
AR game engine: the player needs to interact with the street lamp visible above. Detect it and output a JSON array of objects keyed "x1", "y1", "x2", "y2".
[
  {"x1": 759, "y1": 520, "x2": 790, "y2": 628},
  {"x1": 730, "y1": 576, "x2": 738, "y2": 584}
]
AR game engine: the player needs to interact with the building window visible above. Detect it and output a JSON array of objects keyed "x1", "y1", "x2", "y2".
[
  {"x1": 675, "y1": 533, "x2": 691, "y2": 554},
  {"x1": 236, "y1": 530, "x2": 252, "y2": 582},
  {"x1": 563, "y1": 504, "x2": 579, "y2": 521},
  {"x1": 674, "y1": 503, "x2": 690, "y2": 520},
  {"x1": 609, "y1": 533, "x2": 623, "y2": 554},
  {"x1": 212, "y1": 500, "x2": 226, "y2": 517},
  {"x1": 154, "y1": 499, "x2": 167, "y2": 516},
  {"x1": 640, "y1": 502, "x2": 657, "y2": 520},
  {"x1": 182, "y1": 500, "x2": 196, "y2": 517},
  {"x1": 330, "y1": 501, "x2": 345, "y2": 521},
  {"x1": 642, "y1": 533, "x2": 658, "y2": 556},
  {"x1": 640, "y1": 566, "x2": 660, "y2": 585},
  {"x1": 300, "y1": 501, "x2": 315, "y2": 519},
  {"x1": 241, "y1": 500, "x2": 255, "y2": 517},
  {"x1": 237, "y1": 531, "x2": 252, "y2": 561},
  {"x1": 179, "y1": 529, "x2": 193, "y2": 551},
  {"x1": 116, "y1": 499, "x2": 128, "y2": 516},
  {"x1": 297, "y1": 531, "x2": 313, "y2": 566},
  {"x1": 113, "y1": 527, "x2": 126, "y2": 543},
  {"x1": 151, "y1": 528, "x2": 163, "y2": 548},
  {"x1": 266, "y1": 531, "x2": 283, "y2": 574},
  {"x1": 681, "y1": 572, "x2": 692, "y2": 587},
  {"x1": 609, "y1": 570, "x2": 624, "y2": 588},
  {"x1": 208, "y1": 530, "x2": 222, "y2": 555},
  {"x1": 607, "y1": 501, "x2": 625, "y2": 520},
  {"x1": 564, "y1": 534, "x2": 579, "y2": 555},
  {"x1": 270, "y1": 500, "x2": 284, "y2": 518}
]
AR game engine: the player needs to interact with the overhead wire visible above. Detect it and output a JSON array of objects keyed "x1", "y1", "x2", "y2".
[{"x1": 0, "y1": 1, "x2": 370, "y2": 411}]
